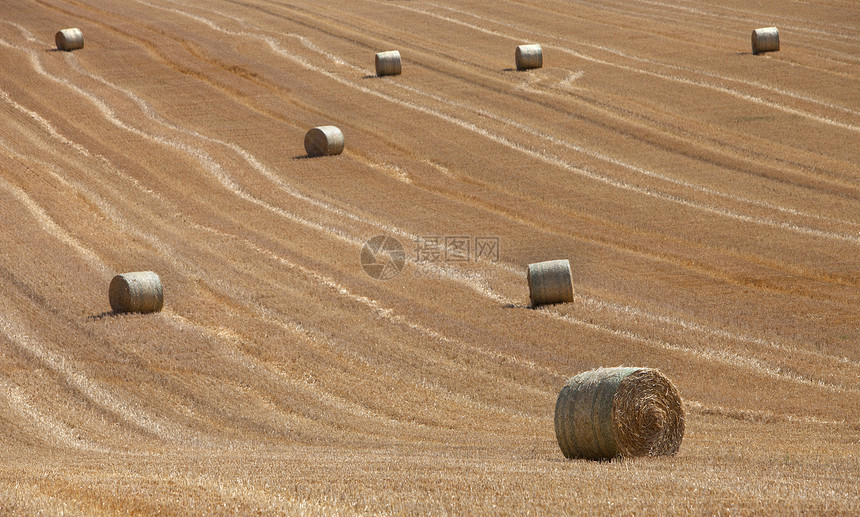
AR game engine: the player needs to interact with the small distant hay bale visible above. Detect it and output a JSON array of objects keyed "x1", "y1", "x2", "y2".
[
  {"x1": 555, "y1": 367, "x2": 685, "y2": 461},
  {"x1": 375, "y1": 50, "x2": 402, "y2": 77},
  {"x1": 515, "y1": 44, "x2": 542, "y2": 70},
  {"x1": 55, "y1": 28, "x2": 84, "y2": 51},
  {"x1": 304, "y1": 126, "x2": 344, "y2": 157},
  {"x1": 751, "y1": 27, "x2": 779, "y2": 55},
  {"x1": 527, "y1": 259, "x2": 573, "y2": 306},
  {"x1": 109, "y1": 271, "x2": 163, "y2": 314}
]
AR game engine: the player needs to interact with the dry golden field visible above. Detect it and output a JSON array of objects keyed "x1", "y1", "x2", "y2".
[{"x1": 1, "y1": 0, "x2": 858, "y2": 514}]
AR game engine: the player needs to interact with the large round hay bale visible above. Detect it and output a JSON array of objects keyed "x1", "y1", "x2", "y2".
[
  {"x1": 109, "y1": 271, "x2": 163, "y2": 314},
  {"x1": 55, "y1": 28, "x2": 84, "y2": 51},
  {"x1": 555, "y1": 367, "x2": 685, "y2": 461},
  {"x1": 527, "y1": 259, "x2": 573, "y2": 306},
  {"x1": 375, "y1": 50, "x2": 402, "y2": 77},
  {"x1": 515, "y1": 44, "x2": 542, "y2": 70},
  {"x1": 304, "y1": 126, "x2": 344, "y2": 157},
  {"x1": 751, "y1": 27, "x2": 779, "y2": 55}
]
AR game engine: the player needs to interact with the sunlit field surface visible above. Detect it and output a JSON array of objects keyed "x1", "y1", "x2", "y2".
[{"x1": 1, "y1": 0, "x2": 858, "y2": 513}]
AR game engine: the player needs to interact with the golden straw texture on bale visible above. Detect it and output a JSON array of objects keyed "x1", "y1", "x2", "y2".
[
  {"x1": 109, "y1": 271, "x2": 163, "y2": 314},
  {"x1": 515, "y1": 44, "x2": 542, "y2": 70},
  {"x1": 375, "y1": 50, "x2": 402, "y2": 77},
  {"x1": 554, "y1": 367, "x2": 685, "y2": 460},
  {"x1": 55, "y1": 28, "x2": 84, "y2": 51},
  {"x1": 751, "y1": 27, "x2": 779, "y2": 55},
  {"x1": 304, "y1": 126, "x2": 344, "y2": 157},
  {"x1": 527, "y1": 259, "x2": 573, "y2": 306}
]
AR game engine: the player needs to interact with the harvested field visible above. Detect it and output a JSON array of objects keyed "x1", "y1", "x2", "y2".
[{"x1": 0, "y1": 0, "x2": 858, "y2": 514}]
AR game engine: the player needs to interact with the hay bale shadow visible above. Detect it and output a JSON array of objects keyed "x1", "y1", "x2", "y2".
[
  {"x1": 502, "y1": 303, "x2": 535, "y2": 310},
  {"x1": 87, "y1": 311, "x2": 122, "y2": 321}
]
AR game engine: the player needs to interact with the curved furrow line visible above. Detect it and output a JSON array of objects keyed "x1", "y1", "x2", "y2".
[
  {"x1": 427, "y1": 1, "x2": 860, "y2": 120},
  {"x1": 224, "y1": 3, "x2": 858, "y2": 229},
  {"x1": 0, "y1": 310, "x2": 194, "y2": 445},
  {"x1": 7, "y1": 25, "x2": 512, "y2": 305},
  {"x1": 386, "y1": 80, "x2": 858, "y2": 229},
  {"x1": 0, "y1": 161, "x2": 440, "y2": 442},
  {"x1": 575, "y1": 292, "x2": 860, "y2": 369},
  {"x1": 1, "y1": 144, "x2": 465, "y2": 439},
  {"x1": 553, "y1": 0, "x2": 860, "y2": 64},
  {"x1": 107, "y1": 3, "x2": 860, "y2": 248},
  {"x1": 42, "y1": 4, "x2": 860, "y2": 299},
  {"x1": 8, "y1": 7, "x2": 860, "y2": 432},
  {"x1": 9, "y1": 80, "x2": 846, "y2": 417},
  {"x1": 553, "y1": 0, "x2": 860, "y2": 59},
  {"x1": 60, "y1": 51, "x2": 413, "y2": 251},
  {"x1": 24, "y1": 5, "x2": 860, "y2": 367},
  {"x1": 0, "y1": 164, "x2": 110, "y2": 277},
  {"x1": 159, "y1": 312, "x2": 452, "y2": 439},
  {"x1": 541, "y1": 0, "x2": 860, "y2": 69},
  {"x1": 535, "y1": 308, "x2": 860, "y2": 396},
  {"x1": 386, "y1": 1, "x2": 860, "y2": 134},
  {"x1": 10, "y1": 4, "x2": 856, "y2": 397},
  {"x1": 188, "y1": 212, "x2": 860, "y2": 398},
  {"x1": 0, "y1": 93, "x2": 421, "y2": 443},
  {"x1": 179, "y1": 193, "x2": 860, "y2": 394},
  {"x1": 630, "y1": 0, "x2": 860, "y2": 42},
  {"x1": 0, "y1": 39, "x2": 373, "y2": 250},
  {"x1": 154, "y1": 221, "x2": 552, "y2": 422},
  {"x1": 2, "y1": 104, "x2": 546, "y2": 432},
  {"x1": 1, "y1": 67, "x2": 548, "y2": 429},
  {"x1": 0, "y1": 377, "x2": 108, "y2": 452},
  {"x1": 214, "y1": 1, "x2": 860, "y2": 233},
  {"x1": 684, "y1": 401, "x2": 853, "y2": 426},
  {"x1": 264, "y1": 0, "x2": 859, "y2": 194},
  {"x1": 10, "y1": 12, "x2": 860, "y2": 395},
  {"x1": 208, "y1": 224, "x2": 558, "y2": 385}
]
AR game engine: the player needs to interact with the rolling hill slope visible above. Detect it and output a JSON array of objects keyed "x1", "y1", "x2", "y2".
[{"x1": 0, "y1": 0, "x2": 858, "y2": 513}]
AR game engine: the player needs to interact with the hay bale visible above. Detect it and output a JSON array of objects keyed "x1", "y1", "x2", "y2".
[
  {"x1": 555, "y1": 367, "x2": 685, "y2": 460},
  {"x1": 375, "y1": 50, "x2": 402, "y2": 77},
  {"x1": 109, "y1": 271, "x2": 163, "y2": 314},
  {"x1": 304, "y1": 126, "x2": 344, "y2": 157},
  {"x1": 527, "y1": 259, "x2": 573, "y2": 306},
  {"x1": 751, "y1": 27, "x2": 779, "y2": 55},
  {"x1": 515, "y1": 44, "x2": 542, "y2": 70},
  {"x1": 55, "y1": 28, "x2": 84, "y2": 51}
]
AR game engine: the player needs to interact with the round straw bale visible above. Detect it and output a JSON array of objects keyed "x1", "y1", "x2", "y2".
[
  {"x1": 55, "y1": 28, "x2": 84, "y2": 51},
  {"x1": 555, "y1": 367, "x2": 685, "y2": 460},
  {"x1": 751, "y1": 27, "x2": 779, "y2": 55},
  {"x1": 515, "y1": 44, "x2": 542, "y2": 70},
  {"x1": 527, "y1": 259, "x2": 573, "y2": 306},
  {"x1": 304, "y1": 126, "x2": 344, "y2": 157},
  {"x1": 375, "y1": 50, "x2": 402, "y2": 77},
  {"x1": 109, "y1": 271, "x2": 163, "y2": 314}
]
